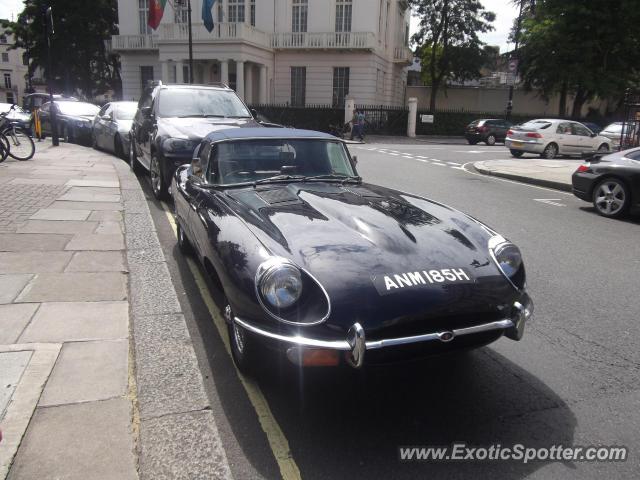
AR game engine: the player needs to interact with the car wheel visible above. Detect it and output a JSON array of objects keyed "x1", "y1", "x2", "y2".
[
  {"x1": 485, "y1": 134, "x2": 496, "y2": 146},
  {"x1": 129, "y1": 141, "x2": 143, "y2": 174},
  {"x1": 510, "y1": 149, "x2": 524, "y2": 158},
  {"x1": 597, "y1": 144, "x2": 610, "y2": 154},
  {"x1": 149, "y1": 154, "x2": 167, "y2": 199},
  {"x1": 592, "y1": 178, "x2": 630, "y2": 218},
  {"x1": 176, "y1": 221, "x2": 192, "y2": 255},
  {"x1": 467, "y1": 139, "x2": 478, "y2": 145},
  {"x1": 542, "y1": 143, "x2": 558, "y2": 159},
  {"x1": 225, "y1": 303, "x2": 257, "y2": 375}
]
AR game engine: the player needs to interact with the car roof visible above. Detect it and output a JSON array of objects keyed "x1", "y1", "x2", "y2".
[
  {"x1": 157, "y1": 83, "x2": 232, "y2": 91},
  {"x1": 204, "y1": 128, "x2": 338, "y2": 143}
]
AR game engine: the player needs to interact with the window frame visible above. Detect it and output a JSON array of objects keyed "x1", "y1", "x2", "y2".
[
  {"x1": 138, "y1": 0, "x2": 151, "y2": 35},
  {"x1": 290, "y1": 66, "x2": 306, "y2": 107},
  {"x1": 332, "y1": 67, "x2": 350, "y2": 108}
]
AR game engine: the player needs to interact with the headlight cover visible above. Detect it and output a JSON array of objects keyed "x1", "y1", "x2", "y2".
[
  {"x1": 489, "y1": 236, "x2": 525, "y2": 290},
  {"x1": 163, "y1": 138, "x2": 198, "y2": 153},
  {"x1": 258, "y1": 261, "x2": 303, "y2": 309}
]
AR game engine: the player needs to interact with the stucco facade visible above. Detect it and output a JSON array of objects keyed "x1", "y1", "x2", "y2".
[
  {"x1": 0, "y1": 25, "x2": 29, "y2": 105},
  {"x1": 112, "y1": 0, "x2": 412, "y2": 106}
]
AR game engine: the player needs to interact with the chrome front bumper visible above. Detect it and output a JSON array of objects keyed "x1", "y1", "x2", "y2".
[{"x1": 233, "y1": 298, "x2": 533, "y2": 368}]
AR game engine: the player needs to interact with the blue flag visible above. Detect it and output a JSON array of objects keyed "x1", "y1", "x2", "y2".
[{"x1": 202, "y1": 0, "x2": 216, "y2": 32}]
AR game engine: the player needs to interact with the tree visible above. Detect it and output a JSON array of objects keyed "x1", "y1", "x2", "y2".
[
  {"x1": 1, "y1": 0, "x2": 120, "y2": 100},
  {"x1": 410, "y1": 0, "x2": 495, "y2": 111},
  {"x1": 517, "y1": 0, "x2": 640, "y2": 117}
]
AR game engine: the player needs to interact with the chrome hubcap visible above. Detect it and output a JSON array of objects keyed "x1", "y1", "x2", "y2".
[
  {"x1": 545, "y1": 145, "x2": 556, "y2": 158},
  {"x1": 150, "y1": 158, "x2": 160, "y2": 192},
  {"x1": 595, "y1": 182, "x2": 625, "y2": 215}
]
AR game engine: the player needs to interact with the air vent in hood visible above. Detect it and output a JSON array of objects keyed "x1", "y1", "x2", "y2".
[{"x1": 256, "y1": 188, "x2": 300, "y2": 205}]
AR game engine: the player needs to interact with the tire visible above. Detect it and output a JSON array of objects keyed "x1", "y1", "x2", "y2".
[
  {"x1": 541, "y1": 143, "x2": 558, "y2": 159},
  {"x1": 225, "y1": 302, "x2": 258, "y2": 375},
  {"x1": 5, "y1": 128, "x2": 35, "y2": 161},
  {"x1": 510, "y1": 149, "x2": 524, "y2": 158},
  {"x1": 467, "y1": 139, "x2": 478, "y2": 145},
  {"x1": 597, "y1": 143, "x2": 610, "y2": 154},
  {"x1": 176, "y1": 221, "x2": 192, "y2": 255},
  {"x1": 485, "y1": 134, "x2": 496, "y2": 146},
  {"x1": 129, "y1": 141, "x2": 143, "y2": 174},
  {"x1": 0, "y1": 134, "x2": 10, "y2": 163},
  {"x1": 149, "y1": 154, "x2": 168, "y2": 200},
  {"x1": 592, "y1": 178, "x2": 630, "y2": 218}
]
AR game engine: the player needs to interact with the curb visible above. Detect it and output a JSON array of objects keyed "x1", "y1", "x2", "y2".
[
  {"x1": 111, "y1": 158, "x2": 233, "y2": 480},
  {"x1": 473, "y1": 163, "x2": 573, "y2": 192}
]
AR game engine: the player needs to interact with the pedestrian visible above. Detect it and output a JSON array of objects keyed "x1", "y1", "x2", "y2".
[{"x1": 356, "y1": 109, "x2": 366, "y2": 141}]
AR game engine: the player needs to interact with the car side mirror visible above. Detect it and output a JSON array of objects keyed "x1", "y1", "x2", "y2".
[{"x1": 590, "y1": 132, "x2": 597, "y2": 138}]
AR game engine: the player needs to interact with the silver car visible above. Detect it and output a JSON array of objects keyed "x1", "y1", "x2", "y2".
[
  {"x1": 92, "y1": 101, "x2": 138, "y2": 159},
  {"x1": 505, "y1": 119, "x2": 612, "y2": 159}
]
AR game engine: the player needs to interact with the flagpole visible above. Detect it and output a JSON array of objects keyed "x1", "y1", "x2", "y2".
[{"x1": 187, "y1": 0, "x2": 193, "y2": 83}]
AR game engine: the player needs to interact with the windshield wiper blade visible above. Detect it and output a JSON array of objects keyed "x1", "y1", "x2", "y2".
[
  {"x1": 177, "y1": 114, "x2": 225, "y2": 118},
  {"x1": 302, "y1": 174, "x2": 362, "y2": 184},
  {"x1": 226, "y1": 115, "x2": 253, "y2": 119},
  {"x1": 252, "y1": 174, "x2": 304, "y2": 187}
]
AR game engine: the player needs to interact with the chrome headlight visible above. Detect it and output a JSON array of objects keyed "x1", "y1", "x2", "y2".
[
  {"x1": 258, "y1": 260, "x2": 303, "y2": 309},
  {"x1": 163, "y1": 138, "x2": 198, "y2": 153},
  {"x1": 489, "y1": 236, "x2": 525, "y2": 289}
]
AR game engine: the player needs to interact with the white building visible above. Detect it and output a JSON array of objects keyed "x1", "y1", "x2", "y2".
[
  {"x1": 0, "y1": 24, "x2": 29, "y2": 105},
  {"x1": 112, "y1": 0, "x2": 412, "y2": 106}
]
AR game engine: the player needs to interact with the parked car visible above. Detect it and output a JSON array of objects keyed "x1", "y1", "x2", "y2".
[
  {"x1": 0, "y1": 103, "x2": 33, "y2": 133},
  {"x1": 572, "y1": 147, "x2": 640, "y2": 218},
  {"x1": 129, "y1": 82, "x2": 263, "y2": 199},
  {"x1": 172, "y1": 128, "x2": 534, "y2": 374},
  {"x1": 505, "y1": 119, "x2": 612, "y2": 159},
  {"x1": 581, "y1": 122, "x2": 603, "y2": 135},
  {"x1": 38, "y1": 100, "x2": 100, "y2": 144},
  {"x1": 23, "y1": 93, "x2": 78, "y2": 113},
  {"x1": 465, "y1": 119, "x2": 512, "y2": 145},
  {"x1": 598, "y1": 122, "x2": 629, "y2": 150},
  {"x1": 92, "y1": 101, "x2": 138, "y2": 159}
]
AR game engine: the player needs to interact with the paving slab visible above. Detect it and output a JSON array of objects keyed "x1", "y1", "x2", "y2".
[
  {"x1": 66, "y1": 186, "x2": 120, "y2": 196},
  {"x1": 16, "y1": 220, "x2": 98, "y2": 235},
  {"x1": 0, "y1": 351, "x2": 33, "y2": 416},
  {"x1": 474, "y1": 159, "x2": 576, "y2": 191},
  {"x1": 8, "y1": 178, "x2": 68, "y2": 186},
  {"x1": 64, "y1": 251, "x2": 126, "y2": 272},
  {"x1": 0, "y1": 251, "x2": 72, "y2": 274},
  {"x1": 126, "y1": 247, "x2": 166, "y2": 265},
  {"x1": 129, "y1": 263, "x2": 180, "y2": 316},
  {"x1": 88, "y1": 210, "x2": 122, "y2": 222},
  {"x1": 19, "y1": 301, "x2": 128, "y2": 343},
  {"x1": 29, "y1": 208, "x2": 91, "y2": 221},
  {"x1": 39, "y1": 339, "x2": 128, "y2": 406},
  {"x1": 0, "y1": 304, "x2": 39, "y2": 344},
  {"x1": 50, "y1": 200, "x2": 124, "y2": 211},
  {"x1": 65, "y1": 180, "x2": 119, "y2": 188},
  {"x1": 7, "y1": 398, "x2": 137, "y2": 480},
  {"x1": 57, "y1": 191, "x2": 121, "y2": 203},
  {"x1": 0, "y1": 274, "x2": 33, "y2": 304},
  {"x1": 139, "y1": 410, "x2": 232, "y2": 480},
  {"x1": 64, "y1": 233, "x2": 125, "y2": 251},
  {"x1": 95, "y1": 221, "x2": 123, "y2": 235},
  {"x1": 0, "y1": 233, "x2": 71, "y2": 252},
  {"x1": 15, "y1": 272, "x2": 127, "y2": 303}
]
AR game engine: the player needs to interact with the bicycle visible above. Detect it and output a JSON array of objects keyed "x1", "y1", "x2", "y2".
[{"x1": 0, "y1": 105, "x2": 36, "y2": 162}]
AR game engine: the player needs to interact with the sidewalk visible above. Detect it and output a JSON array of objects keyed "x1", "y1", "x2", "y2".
[
  {"x1": 0, "y1": 141, "x2": 231, "y2": 479},
  {"x1": 473, "y1": 158, "x2": 580, "y2": 191}
]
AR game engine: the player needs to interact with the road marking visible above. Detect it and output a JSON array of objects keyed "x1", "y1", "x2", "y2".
[
  {"x1": 450, "y1": 166, "x2": 466, "y2": 170},
  {"x1": 454, "y1": 150, "x2": 498, "y2": 154},
  {"x1": 415, "y1": 155, "x2": 429, "y2": 159},
  {"x1": 160, "y1": 202, "x2": 302, "y2": 480},
  {"x1": 402, "y1": 155, "x2": 414, "y2": 159},
  {"x1": 432, "y1": 162, "x2": 447, "y2": 167},
  {"x1": 388, "y1": 153, "x2": 399, "y2": 156},
  {"x1": 534, "y1": 198, "x2": 566, "y2": 207},
  {"x1": 446, "y1": 161, "x2": 461, "y2": 166}
]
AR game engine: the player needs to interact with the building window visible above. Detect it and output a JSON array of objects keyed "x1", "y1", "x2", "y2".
[
  {"x1": 0, "y1": 35, "x2": 6, "y2": 44},
  {"x1": 139, "y1": 0, "x2": 151, "y2": 35},
  {"x1": 6, "y1": 92, "x2": 14, "y2": 104},
  {"x1": 290, "y1": 67, "x2": 306, "y2": 107},
  {"x1": 384, "y1": 1, "x2": 390, "y2": 47},
  {"x1": 335, "y1": 0, "x2": 352, "y2": 32},
  {"x1": 174, "y1": 1, "x2": 189, "y2": 24},
  {"x1": 218, "y1": 2, "x2": 224, "y2": 22},
  {"x1": 183, "y1": 65, "x2": 190, "y2": 83},
  {"x1": 1, "y1": 52, "x2": 8, "y2": 62},
  {"x1": 22, "y1": 52, "x2": 28, "y2": 66},
  {"x1": 4, "y1": 73, "x2": 11, "y2": 89},
  {"x1": 250, "y1": 0, "x2": 256, "y2": 26},
  {"x1": 332, "y1": 67, "x2": 349, "y2": 107},
  {"x1": 140, "y1": 66, "x2": 154, "y2": 90},
  {"x1": 292, "y1": 0, "x2": 308, "y2": 32},
  {"x1": 228, "y1": 0, "x2": 245, "y2": 23}
]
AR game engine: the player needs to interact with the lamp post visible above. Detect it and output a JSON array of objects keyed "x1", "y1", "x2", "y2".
[
  {"x1": 505, "y1": 0, "x2": 525, "y2": 121},
  {"x1": 176, "y1": 0, "x2": 194, "y2": 83},
  {"x1": 44, "y1": 6, "x2": 58, "y2": 146}
]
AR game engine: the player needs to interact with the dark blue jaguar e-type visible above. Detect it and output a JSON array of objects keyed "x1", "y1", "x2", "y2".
[{"x1": 172, "y1": 128, "x2": 533, "y2": 373}]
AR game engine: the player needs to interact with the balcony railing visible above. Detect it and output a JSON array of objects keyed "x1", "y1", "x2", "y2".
[
  {"x1": 111, "y1": 35, "x2": 158, "y2": 51},
  {"x1": 272, "y1": 31, "x2": 375, "y2": 50},
  {"x1": 393, "y1": 45, "x2": 413, "y2": 63},
  {"x1": 159, "y1": 22, "x2": 271, "y2": 47}
]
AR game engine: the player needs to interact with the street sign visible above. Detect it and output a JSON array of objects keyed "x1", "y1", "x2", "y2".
[
  {"x1": 421, "y1": 114, "x2": 434, "y2": 124},
  {"x1": 508, "y1": 59, "x2": 518, "y2": 72}
]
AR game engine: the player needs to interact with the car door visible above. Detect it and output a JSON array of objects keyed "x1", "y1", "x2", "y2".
[
  {"x1": 555, "y1": 122, "x2": 577, "y2": 155},
  {"x1": 189, "y1": 144, "x2": 218, "y2": 256},
  {"x1": 572, "y1": 122, "x2": 596, "y2": 153},
  {"x1": 132, "y1": 92, "x2": 153, "y2": 169},
  {"x1": 497, "y1": 121, "x2": 511, "y2": 141}
]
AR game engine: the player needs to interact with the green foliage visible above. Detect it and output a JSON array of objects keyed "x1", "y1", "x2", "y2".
[
  {"x1": 410, "y1": 0, "x2": 495, "y2": 110},
  {"x1": 1, "y1": 0, "x2": 120, "y2": 99}
]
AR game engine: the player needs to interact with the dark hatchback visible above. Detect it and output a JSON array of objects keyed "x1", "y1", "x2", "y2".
[
  {"x1": 129, "y1": 83, "x2": 264, "y2": 199},
  {"x1": 38, "y1": 100, "x2": 100, "y2": 144},
  {"x1": 465, "y1": 119, "x2": 512, "y2": 145},
  {"x1": 172, "y1": 128, "x2": 533, "y2": 374},
  {"x1": 573, "y1": 148, "x2": 640, "y2": 218}
]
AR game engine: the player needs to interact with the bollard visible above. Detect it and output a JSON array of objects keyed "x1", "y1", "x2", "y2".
[{"x1": 407, "y1": 97, "x2": 418, "y2": 138}]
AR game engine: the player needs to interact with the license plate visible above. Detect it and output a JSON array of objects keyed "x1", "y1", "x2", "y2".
[{"x1": 511, "y1": 141, "x2": 523, "y2": 147}]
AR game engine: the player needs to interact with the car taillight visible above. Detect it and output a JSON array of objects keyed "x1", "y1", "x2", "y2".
[
  {"x1": 507, "y1": 130, "x2": 513, "y2": 136},
  {"x1": 576, "y1": 164, "x2": 590, "y2": 173},
  {"x1": 526, "y1": 132, "x2": 542, "y2": 138}
]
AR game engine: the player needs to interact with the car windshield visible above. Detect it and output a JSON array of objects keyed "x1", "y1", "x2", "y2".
[
  {"x1": 521, "y1": 120, "x2": 552, "y2": 130},
  {"x1": 116, "y1": 104, "x2": 137, "y2": 120},
  {"x1": 158, "y1": 88, "x2": 251, "y2": 118},
  {"x1": 56, "y1": 102, "x2": 100, "y2": 116},
  {"x1": 603, "y1": 123, "x2": 623, "y2": 133},
  {"x1": 209, "y1": 139, "x2": 356, "y2": 185}
]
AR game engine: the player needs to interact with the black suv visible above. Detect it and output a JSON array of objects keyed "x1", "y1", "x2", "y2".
[
  {"x1": 130, "y1": 82, "x2": 262, "y2": 198},
  {"x1": 464, "y1": 119, "x2": 512, "y2": 145}
]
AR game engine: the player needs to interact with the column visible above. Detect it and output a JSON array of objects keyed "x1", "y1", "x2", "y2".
[
  {"x1": 345, "y1": 96, "x2": 356, "y2": 125},
  {"x1": 244, "y1": 63, "x2": 253, "y2": 104},
  {"x1": 407, "y1": 97, "x2": 418, "y2": 138},
  {"x1": 258, "y1": 65, "x2": 268, "y2": 104},
  {"x1": 161, "y1": 61, "x2": 170, "y2": 83},
  {"x1": 236, "y1": 60, "x2": 245, "y2": 99},
  {"x1": 179, "y1": 62, "x2": 188, "y2": 84},
  {"x1": 220, "y1": 59, "x2": 229, "y2": 86}
]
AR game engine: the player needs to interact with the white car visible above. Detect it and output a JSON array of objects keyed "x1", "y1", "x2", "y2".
[{"x1": 505, "y1": 119, "x2": 612, "y2": 159}]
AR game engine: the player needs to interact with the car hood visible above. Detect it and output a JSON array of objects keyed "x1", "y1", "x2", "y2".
[
  {"x1": 158, "y1": 116, "x2": 261, "y2": 140},
  {"x1": 221, "y1": 182, "x2": 516, "y2": 335}
]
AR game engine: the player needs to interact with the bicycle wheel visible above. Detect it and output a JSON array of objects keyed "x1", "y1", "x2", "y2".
[
  {"x1": 5, "y1": 127, "x2": 35, "y2": 161},
  {"x1": 0, "y1": 133, "x2": 9, "y2": 163}
]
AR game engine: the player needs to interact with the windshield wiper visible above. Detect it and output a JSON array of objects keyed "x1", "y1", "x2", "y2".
[
  {"x1": 177, "y1": 114, "x2": 225, "y2": 118},
  {"x1": 252, "y1": 174, "x2": 305, "y2": 187},
  {"x1": 301, "y1": 174, "x2": 362, "y2": 184},
  {"x1": 226, "y1": 115, "x2": 253, "y2": 119}
]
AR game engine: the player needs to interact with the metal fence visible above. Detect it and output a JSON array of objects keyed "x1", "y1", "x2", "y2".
[
  {"x1": 354, "y1": 104, "x2": 409, "y2": 135},
  {"x1": 620, "y1": 90, "x2": 640, "y2": 150},
  {"x1": 248, "y1": 104, "x2": 344, "y2": 133}
]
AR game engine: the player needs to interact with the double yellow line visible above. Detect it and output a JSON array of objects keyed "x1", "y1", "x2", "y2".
[{"x1": 160, "y1": 202, "x2": 302, "y2": 480}]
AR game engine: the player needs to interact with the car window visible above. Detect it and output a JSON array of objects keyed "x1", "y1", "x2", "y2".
[
  {"x1": 556, "y1": 122, "x2": 573, "y2": 134},
  {"x1": 115, "y1": 103, "x2": 137, "y2": 121},
  {"x1": 624, "y1": 150, "x2": 640, "y2": 160},
  {"x1": 209, "y1": 139, "x2": 355, "y2": 185},
  {"x1": 522, "y1": 120, "x2": 552, "y2": 130},
  {"x1": 158, "y1": 88, "x2": 251, "y2": 118},
  {"x1": 56, "y1": 102, "x2": 100, "y2": 116},
  {"x1": 573, "y1": 123, "x2": 591, "y2": 136}
]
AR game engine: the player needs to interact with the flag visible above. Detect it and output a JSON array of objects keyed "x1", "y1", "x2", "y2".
[
  {"x1": 148, "y1": 0, "x2": 168, "y2": 30},
  {"x1": 202, "y1": 0, "x2": 217, "y2": 33}
]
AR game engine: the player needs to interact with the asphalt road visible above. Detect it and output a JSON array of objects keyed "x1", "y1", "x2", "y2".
[{"x1": 140, "y1": 141, "x2": 640, "y2": 480}]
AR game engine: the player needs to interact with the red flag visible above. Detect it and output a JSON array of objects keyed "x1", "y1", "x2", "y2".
[{"x1": 148, "y1": 0, "x2": 168, "y2": 30}]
